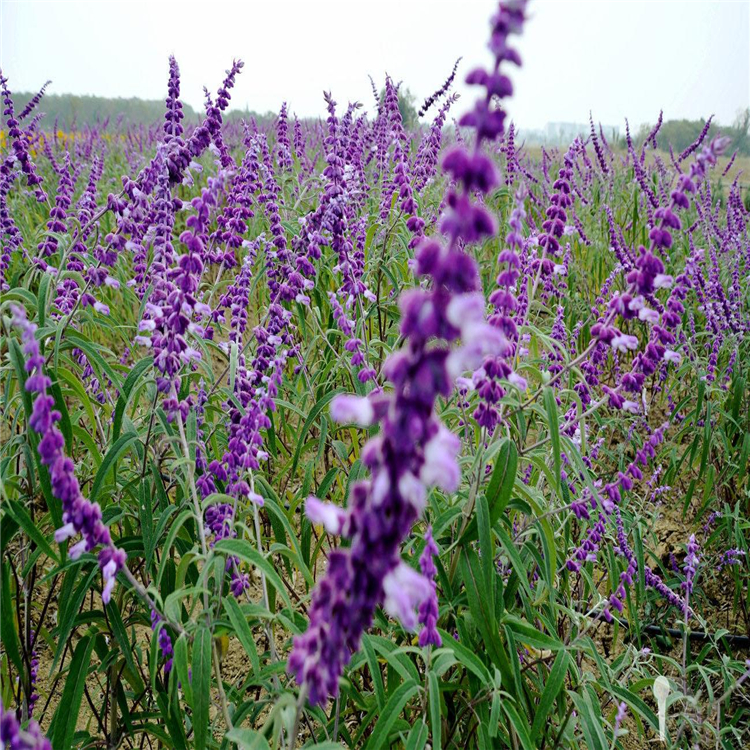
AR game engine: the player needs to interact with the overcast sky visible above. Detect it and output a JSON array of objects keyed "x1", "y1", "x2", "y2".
[{"x1": 1, "y1": 0, "x2": 748, "y2": 129}]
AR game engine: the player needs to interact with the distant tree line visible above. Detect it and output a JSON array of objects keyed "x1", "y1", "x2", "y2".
[
  {"x1": 635, "y1": 109, "x2": 750, "y2": 156},
  {"x1": 8, "y1": 91, "x2": 199, "y2": 130},
  {"x1": 7, "y1": 92, "x2": 290, "y2": 131},
  {"x1": 11, "y1": 90, "x2": 746, "y2": 159},
  {"x1": 8, "y1": 88, "x2": 422, "y2": 133}
]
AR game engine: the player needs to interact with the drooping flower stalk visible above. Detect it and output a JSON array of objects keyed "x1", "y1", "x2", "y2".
[
  {"x1": 18, "y1": 80, "x2": 51, "y2": 122},
  {"x1": 412, "y1": 93, "x2": 459, "y2": 193},
  {"x1": 418, "y1": 57, "x2": 461, "y2": 118},
  {"x1": 204, "y1": 60, "x2": 244, "y2": 170},
  {"x1": 0, "y1": 71, "x2": 47, "y2": 202},
  {"x1": 12, "y1": 305, "x2": 126, "y2": 604}
]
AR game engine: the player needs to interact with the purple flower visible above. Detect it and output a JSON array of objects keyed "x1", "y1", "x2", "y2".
[
  {"x1": 474, "y1": 186, "x2": 527, "y2": 431},
  {"x1": 717, "y1": 548, "x2": 745, "y2": 571},
  {"x1": 275, "y1": 102, "x2": 294, "y2": 173},
  {"x1": 419, "y1": 57, "x2": 461, "y2": 117},
  {"x1": 36, "y1": 148, "x2": 75, "y2": 261},
  {"x1": 18, "y1": 80, "x2": 51, "y2": 122},
  {"x1": 329, "y1": 394, "x2": 375, "y2": 426},
  {"x1": 412, "y1": 93, "x2": 459, "y2": 193},
  {"x1": 682, "y1": 534, "x2": 700, "y2": 606},
  {"x1": 288, "y1": 1, "x2": 525, "y2": 707},
  {"x1": 12, "y1": 305, "x2": 125, "y2": 604},
  {"x1": 0, "y1": 700, "x2": 51, "y2": 750},
  {"x1": 136, "y1": 153, "x2": 218, "y2": 420},
  {"x1": 319, "y1": 92, "x2": 376, "y2": 378},
  {"x1": 27, "y1": 630, "x2": 39, "y2": 717},
  {"x1": 203, "y1": 60, "x2": 244, "y2": 169},
  {"x1": 150, "y1": 609, "x2": 174, "y2": 675},
  {"x1": 613, "y1": 701, "x2": 628, "y2": 736},
  {"x1": 0, "y1": 71, "x2": 47, "y2": 202},
  {"x1": 0, "y1": 155, "x2": 25, "y2": 290},
  {"x1": 418, "y1": 527, "x2": 442, "y2": 647}
]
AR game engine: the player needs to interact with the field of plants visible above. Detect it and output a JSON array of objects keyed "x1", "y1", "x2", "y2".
[{"x1": 2, "y1": 1, "x2": 750, "y2": 748}]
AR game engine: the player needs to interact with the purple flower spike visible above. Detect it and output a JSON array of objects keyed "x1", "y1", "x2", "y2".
[
  {"x1": 288, "y1": 1, "x2": 526, "y2": 707},
  {"x1": 11, "y1": 305, "x2": 125, "y2": 604},
  {"x1": 150, "y1": 609, "x2": 174, "y2": 675},
  {"x1": 1, "y1": 700, "x2": 51, "y2": 749},
  {"x1": 419, "y1": 57, "x2": 462, "y2": 117},
  {"x1": 682, "y1": 534, "x2": 700, "y2": 615},
  {"x1": 418, "y1": 527, "x2": 442, "y2": 647},
  {"x1": 0, "y1": 71, "x2": 47, "y2": 202}
]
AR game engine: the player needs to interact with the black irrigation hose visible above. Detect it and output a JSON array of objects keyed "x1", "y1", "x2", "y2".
[{"x1": 612, "y1": 616, "x2": 750, "y2": 648}]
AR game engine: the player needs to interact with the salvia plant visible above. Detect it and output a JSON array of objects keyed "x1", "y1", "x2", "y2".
[{"x1": 1, "y1": 1, "x2": 750, "y2": 749}]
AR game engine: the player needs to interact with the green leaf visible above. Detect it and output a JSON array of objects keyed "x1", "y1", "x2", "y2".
[
  {"x1": 502, "y1": 701, "x2": 535, "y2": 750},
  {"x1": 260, "y1": 493, "x2": 313, "y2": 586},
  {"x1": 290, "y1": 388, "x2": 344, "y2": 476},
  {"x1": 362, "y1": 635, "x2": 385, "y2": 709},
  {"x1": 461, "y1": 439, "x2": 517, "y2": 542},
  {"x1": 496, "y1": 525, "x2": 532, "y2": 599},
  {"x1": 57, "y1": 367, "x2": 98, "y2": 440},
  {"x1": 225, "y1": 728, "x2": 271, "y2": 750},
  {"x1": 50, "y1": 636, "x2": 94, "y2": 750},
  {"x1": 435, "y1": 632, "x2": 490, "y2": 684},
  {"x1": 543, "y1": 387, "x2": 561, "y2": 493},
  {"x1": 37, "y1": 271, "x2": 51, "y2": 328},
  {"x1": 486, "y1": 439, "x2": 518, "y2": 524},
  {"x1": 737, "y1": 432, "x2": 750, "y2": 488},
  {"x1": 50, "y1": 566, "x2": 98, "y2": 672},
  {"x1": 157, "y1": 509, "x2": 192, "y2": 586},
  {"x1": 157, "y1": 689, "x2": 188, "y2": 749},
  {"x1": 459, "y1": 550, "x2": 514, "y2": 691},
  {"x1": 1, "y1": 561, "x2": 23, "y2": 677},
  {"x1": 140, "y1": 480, "x2": 155, "y2": 570},
  {"x1": 173, "y1": 632, "x2": 193, "y2": 705},
  {"x1": 112, "y1": 356, "x2": 152, "y2": 440},
  {"x1": 476, "y1": 493, "x2": 495, "y2": 615},
  {"x1": 214, "y1": 538, "x2": 293, "y2": 611},
  {"x1": 90, "y1": 431, "x2": 139, "y2": 505},
  {"x1": 5, "y1": 500, "x2": 59, "y2": 563},
  {"x1": 224, "y1": 596, "x2": 260, "y2": 675},
  {"x1": 489, "y1": 693, "x2": 501, "y2": 738},
  {"x1": 428, "y1": 671, "x2": 442, "y2": 750},
  {"x1": 64, "y1": 329, "x2": 122, "y2": 390},
  {"x1": 502, "y1": 614, "x2": 562, "y2": 652},
  {"x1": 369, "y1": 635, "x2": 420, "y2": 685},
  {"x1": 530, "y1": 650, "x2": 569, "y2": 742},
  {"x1": 610, "y1": 684, "x2": 658, "y2": 732},
  {"x1": 191, "y1": 624, "x2": 212, "y2": 750},
  {"x1": 405, "y1": 722, "x2": 428, "y2": 750},
  {"x1": 570, "y1": 688, "x2": 608, "y2": 750},
  {"x1": 363, "y1": 679, "x2": 419, "y2": 750},
  {"x1": 106, "y1": 600, "x2": 142, "y2": 690}
]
